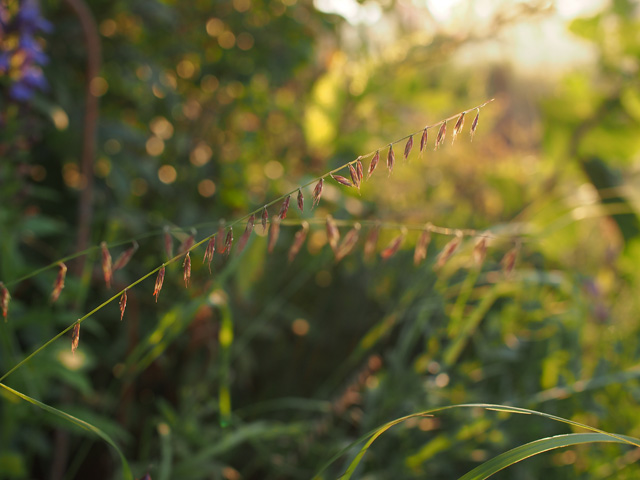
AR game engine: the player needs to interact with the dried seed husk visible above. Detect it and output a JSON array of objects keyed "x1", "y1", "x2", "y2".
[
  {"x1": 288, "y1": 221, "x2": 309, "y2": 263},
  {"x1": 335, "y1": 224, "x2": 361, "y2": 262},
  {"x1": 262, "y1": 207, "x2": 269, "y2": 233},
  {"x1": 203, "y1": 236, "x2": 216, "y2": 273},
  {"x1": 51, "y1": 262, "x2": 67, "y2": 302},
  {"x1": 297, "y1": 189, "x2": 304, "y2": 212},
  {"x1": 312, "y1": 178, "x2": 324, "y2": 209},
  {"x1": 413, "y1": 229, "x2": 431, "y2": 266},
  {"x1": 0, "y1": 282, "x2": 10, "y2": 321},
  {"x1": 381, "y1": 231, "x2": 406, "y2": 260},
  {"x1": 113, "y1": 241, "x2": 139, "y2": 272},
  {"x1": 436, "y1": 234, "x2": 462, "y2": 269},
  {"x1": 326, "y1": 215, "x2": 340, "y2": 254},
  {"x1": 178, "y1": 232, "x2": 195, "y2": 255},
  {"x1": 452, "y1": 112, "x2": 465, "y2": 145},
  {"x1": 183, "y1": 252, "x2": 191, "y2": 287},
  {"x1": 101, "y1": 242, "x2": 112, "y2": 289},
  {"x1": 237, "y1": 215, "x2": 255, "y2": 254},
  {"x1": 224, "y1": 229, "x2": 234, "y2": 257},
  {"x1": 368, "y1": 150, "x2": 380, "y2": 179},
  {"x1": 419, "y1": 128, "x2": 428, "y2": 156},
  {"x1": 71, "y1": 322, "x2": 80, "y2": 354},
  {"x1": 387, "y1": 144, "x2": 395, "y2": 175},
  {"x1": 119, "y1": 290, "x2": 127, "y2": 321},
  {"x1": 279, "y1": 195, "x2": 291, "y2": 220},
  {"x1": 356, "y1": 157, "x2": 364, "y2": 184},
  {"x1": 470, "y1": 109, "x2": 480, "y2": 142},
  {"x1": 501, "y1": 246, "x2": 518, "y2": 277},
  {"x1": 153, "y1": 265, "x2": 165, "y2": 302},
  {"x1": 331, "y1": 173, "x2": 352, "y2": 187},
  {"x1": 404, "y1": 135, "x2": 413, "y2": 161},
  {"x1": 268, "y1": 219, "x2": 280, "y2": 253},
  {"x1": 435, "y1": 121, "x2": 447, "y2": 150},
  {"x1": 163, "y1": 226, "x2": 173, "y2": 259},
  {"x1": 363, "y1": 225, "x2": 380, "y2": 261},
  {"x1": 349, "y1": 164, "x2": 360, "y2": 191},
  {"x1": 472, "y1": 237, "x2": 488, "y2": 266}
]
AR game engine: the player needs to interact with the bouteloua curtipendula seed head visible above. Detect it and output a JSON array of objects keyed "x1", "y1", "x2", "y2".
[
  {"x1": 356, "y1": 157, "x2": 364, "y2": 184},
  {"x1": 473, "y1": 237, "x2": 488, "y2": 266},
  {"x1": 435, "y1": 121, "x2": 447, "y2": 150},
  {"x1": 101, "y1": 242, "x2": 112, "y2": 288},
  {"x1": 413, "y1": 228, "x2": 431, "y2": 266},
  {"x1": 0, "y1": 282, "x2": 10, "y2": 321},
  {"x1": 326, "y1": 215, "x2": 340, "y2": 254},
  {"x1": 297, "y1": 189, "x2": 304, "y2": 212},
  {"x1": 268, "y1": 218, "x2": 280, "y2": 253},
  {"x1": 71, "y1": 322, "x2": 80, "y2": 354},
  {"x1": 335, "y1": 223, "x2": 361, "y2": 262},
  {"x1": 501, "y1": 245, "x2": 519, "y2": 277},
  {"x1": 178, "y1": 231, "x2": 195, "y2": 255},
  {"x1": 113, "y1": 241, "x2": 139, "y2": 272},
  {"x1": 288, "y1": 221, "x2": 309, "y2": 263},
  {"x1": 380, "y1": 230, "x2": 406, "y2": 260},
  {"x1": 262, "y1": 207, "x2": 269, "y2": 232},
  {"x1": 224, "y1": 229, "x2": 233, "y2": 257},
  {"x1": 51, "y1": 262, "x2": 67, "y2": 302},
  {"x1": 183, "y1": 252, "x2": 191, "y2": 287},
  {"x1": 470, "y1": 108, "x2": 480, "y2": 141},
  {"x1": 119, "y1": 290, "x2": 127, "y2": 321},
  {"x1": 312, "y1": 178, "x2": 324, "y2": 208},
  {"x1": 331, "y1": 173, "x2": 352, "y2": 187},
  {"x1": 279, "y1": 195, "x2": 291, "y2": 220},
  {"x1": 404, "y1": 135, "x2": 413, "y2": 161},
  {"x1": 368, "y1": 150, "x2": 379, "y2": 179},
  {"x1": 387, "y1": 144, "x2": 395, "y2": 175},
  {"x1": 436, "y1": 233, "x2": 462, "y2": 269},
  {"x1": 419, "y1": 128, "x2": 428, "y2": 156},
  {"x1": 153, "y1": 265, "x2": 165, "y2": 302},
  {"x1": 349, "y1": 164, "x2": 360, "y2": 192},
  {"x1": 451, "y1": 112, "x2": 465, "y2": 145},
  {"x1": 237, "y1": 215, "x2": 255, "y2": 254},
  {"x1": 203, "y1": 236, "x2": 216, "y2": 273}
]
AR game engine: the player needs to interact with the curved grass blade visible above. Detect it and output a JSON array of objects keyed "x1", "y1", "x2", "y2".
[
  {"x1": 0, "y1": 382, "x2": 133, "y2": 480},
  {"x1": 458, "y1": 433, "x2": 639, "y2": 480},
  {"x1": 313, "y1": 403, "x2": 640, "y2": 480}
]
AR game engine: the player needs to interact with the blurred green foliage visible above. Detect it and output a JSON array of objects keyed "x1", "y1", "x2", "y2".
[{"x1": 2, "y1": 0, "x2": 640, "y2": 479}]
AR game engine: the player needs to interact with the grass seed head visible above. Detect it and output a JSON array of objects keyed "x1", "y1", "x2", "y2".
[
  {"x1": 368, "y1": 150, "x2": 380, "y2": 179},
  {"x1": 279, "y1": 195, "x2": 291, "y2": 220},
  {"x1": 436, "y1": 233, "x2": 462, "y2": 269},
  {"x1": 0, "y1": 282, "x2": 10, "y2": 321},
  {"x1": 163, "y1": 226, "x2": 173, "y2": 259},
  {"x1": 178, "y1": 232, "x2": 195, "y2": 255},
  {"x1": 268, "y1": 218, "x2": 280, "y2": 253},
  {"x1": 349, "y1": 164, "x2": 360, "y2": 191},
  {"x1": 119, "y1": 290, "x2": 127, "y2": 321},
  {"x1": 435, "y1": 121, "x2": 447, "y2": 150},
  {"x1": 312, "y1": 178, "x2": 324, "y2": 209},
  {"x1": 326, "y1": 215, "x2": 340, "y2": 254},
  {"x1": 335, "y1": 223, "x2": 361, "y2": 262},
  {"x1": 381, "y1": 230, "x2": 406, "y2": 260},
  {"x1": 297, "y1": 189, "x2": 304, "y2": 212},
  {"x1": 203, "y1": 236, "x2": 216, "y2": 273},
  {"x1": 470, "y1": 109, "x2": 480, "y2": 142},
  {"x1": 261, "y1": 207, "x2": 269, "y2": 233},
  {"x1": 387, "y1": 144, "x2": 395, "y2": 175},
  {"x1": 288, "y1": 221, "x2": 309, "y2": 263},
  {"x1": 331, "y1": 173, "x2": 352, "y2": 187},
  {"x1": 473, "y1": 237, "x2": 488, "y2": 266},
  {"x1": 237, "y1": 215, "x2": 255, "y2": 254},
  {"x1": 113, "y1": 241, "x2": 139, "y2": 272},
  {"x1": 420, "y1": 128, "x2": 428, "y2": 156},
  {"x1": 224, "y1": 229, "x2": 234, "y2": 257},
  {"x1": 71, "y1": 322, "x2": 80, "y2": 354},
  {"x1": 183, "y1": 252, "x2": 191, "y2": 287},
  {"x1": 363, "y1": 225, "x2": 380, "y2": 261},
  {"x1": 413, "y1": 229, "x2": 431, "y2": 266},
  {"x1": 51, "y1": 262, "x2": 67, "y2": 302},
  {"x1": 404, "y1": 135, "x2": 413, "y2": 161},
  {"x1": 100, "y1": 242, "x2": 112, "y2": 289},
  {"x1": 153, "y1": 265, "x2": 165, "y2": 302},
  {"x1": 452, "y1": 112, "x2": 466, "y2": 145},
  {"x1": 501, "y1": 246, "x2": 518, "y2": 278},
  {"x1": 356, "y1": 157, "x2": 364, "y2": 184}
]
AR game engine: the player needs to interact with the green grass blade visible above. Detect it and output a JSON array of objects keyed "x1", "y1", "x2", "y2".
[
  {"x1": 0, "y1": 382, "x2": 133, "y2": 480},
  {"x1": 458, "y1": 433, "x2": 639, "y2": 480},
  {"x1": 317, "y1": 403, "x2": 640, "y2": 479}
]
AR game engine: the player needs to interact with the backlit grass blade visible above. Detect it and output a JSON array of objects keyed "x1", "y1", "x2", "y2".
[
  {"x1": 0, "y1": 382, "x2": 133, "y2": 480},
  {"x1": 458, "y1": 433, "x2": 640, "y2": 480}
]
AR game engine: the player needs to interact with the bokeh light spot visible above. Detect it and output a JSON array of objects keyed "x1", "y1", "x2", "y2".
[
  {"x1": 190, "y1": 142, "x2": 213, "y2": 166},
  {"x1": 292, "y1": 318, "x2": 310, "y2": 336},
  {"x1": 146, "y1": 136, "x2": 165, "y2": 156},
  {"x1": 237, "y1": 32, "x2": 254, "y2": 50},
  {"x1": 218, "y1": 31, "x2": 236, "y2": 49},
  {"x1": 206, "y1": 18, "x2": 224, "y2": 37},
  {"x1": 89, "y1": 77, "x2": 109, "y2": 96},
  {"x1": 158, "y1": 165, "x2": 177, "y2": 184},
  {"x1": 198, "y1": 179, "x2": 216, "y2": 197},
  {"x1": 131, "y1": 178, "x2": 148, "y2": 196},
  {"x1": 264, "y1": 160, "x2": 284, "y2": 179}
]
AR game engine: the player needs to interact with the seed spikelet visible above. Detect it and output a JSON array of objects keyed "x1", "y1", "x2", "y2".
[
  {"x1": 501, "y1": 246, "x2": 518, "y2": 277},
  {"x1": 183, "y1": 252, "x2": 191, "y2": 287},
  {"x1": 71, "y1": 322, "x2": 80, "y2": 354},
  {"x1": 288, "y1": 221, "x2": 309, "y2": 263},
  {"x1": 153, "y1": 265, "x2": 165, "y2": 302},
  {"x1": 436, "y1": 233, "x2": 462, "y2": 269},
  {"x1": 100, "y1": 242, "x2": 112, "y2": 288},
  {"x1": 113, "y1": 241, "x2": 139, "y2": 272},
  {"x1": 470, "y1": 109, "x2": 480, "y2": 142},
  {"x1": 268, "y1": 219, "x2": 280, "y2": 253},
  {"x1": 51, "y1": 262, "x2": 67, "y2": 302},
  {"x1": 435, "y1": 121, "x2": 447, "y2": 150},
  {"x1": 224, "y1": 229, "x2": 234, "y2": 257},
  {"x1": 335, "y1": 223, "x2": 361, "y2": 262},
  {"x1": 297, "y1": 189, "x2": 304, "y2": 212},
  {"x1": 381, "y1": 230, "x2": 406, "y2": 260},
  {"x1": 279, "y1": 195, "x2": 291, "y2": 220},
  {"x1": 452, "y1": 112, "x2": 465, "y2": 145},
  {"x1": 413, "y1": 228, "x2": 431, "y2": 266},
  {"x1": 404, "y1": 135, "x2": 413, "y2": 161},
  {"x1": 349, "y1": 164, "x2": 360, "y2": 192},
  {"x1": 363, "y1": 225, "x2": 380, "y2": 261},
  {"x1": 119, "y1": 290, "x2": 127, "y2": 321},
  {"x1": 237, "y1": 215, "x2": 255, "y2": 254},
  {"x1": 326, "y1": 215, "x2": 340, "y2": 254},
  {"x1": 262, "y1": 207, "x2": 269, "y2": 233},
  {"x1": 331, "y1": 173, "x2": 352, "y2": 187},
  {"x1": 0, "y1": 282, "x2": 10, "y2": 321},
  {"x1": 178, "y1": 232, "x2": 195, "y2": 255},
  {"x1": 356, "y1": 157, "x2": 364, "y2": 184},
  {"x1": 387, "y1": 144, "x2": 395, "y2": 175},
  {"x1": 312, "y1": 178, "x2": 324, "y2": 209},
  {"x1": 419, "y1": 128, "x2": 428, "y2": 156},
  {"x1": 472, "y1": 237, "x2": 488, "y2": 266},
  {"x1": 368, "y1": 150, "x2": 380, "y2": 179},
  {"x1": 203, "y1": 236, "x2": 216, "y2": 273}
]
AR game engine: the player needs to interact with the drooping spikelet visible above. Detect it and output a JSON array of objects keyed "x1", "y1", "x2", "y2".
[
  {"x1": 472, "y1": 237, "x2": 488, "y2": 266},
  {"x1": 335, "y1": 223, "x2": 361, "y2": 262},
  {"x1": 113, "y1": 241, "x2": 139, "y2": 272},
  {"x1": 501, "y1": 246, "x2": 518, "y2": 277},
  {"x1": 470, "y1": 108, "x2": 480, "y2": 142},
  {"x1": 435, "y1": 121, "x2": 447, "y2": 150},
  {"x1": 178, "y1": 231, "x2": 195, "y2": 255},
  {"x1": 380, "y1": 230, "x2": 406, "y2": 260},
  {"x1": 71, "y1": 322, "x2": 80, "y2": 354},
  {"x1": 288, "y1": 221, "x2": 309, "y2": 263},
  {"x1": 153, "y1": 265, "x2": 165, "y2": 302},
  {"x1": 363, "y1": 225, "x2": 380, "y2": 261},
  {"x1": 0, "y1": 282, "x2": 10, "y2": 321},
  {"x1": 436, "y1": 233, "x2": 462, "y2": 269},
  {"x1": 326, "y1": 215, "x2": 340, "y2": 254},
  {"x1": 279, "y1": 195, "x2": 291, "y2": 220},
  {"x1": 51, "y1": 262, "x2": 67, "y2": 302},
  {"x1": 404, "y1": 135, "x2": 413, "y2": 161},
  {"x1": 387, "y1": 144, "x2": 395, "y2": 175},
  {"x1": 419, "y1": 128, "x2": 428, "y2": 157},
  {"x1": 101, "y1": 242, "x2": 112, "y2": 288},
  {"x1": 203, "y1": 236, "x2": 216, "y2": 273},
  {"x1": 183, "y1": 252, "x2": 191, "y2": 287},
  {"x1": 297, "y1": 189, "x2": 304, "y2": 212},
  {"x1": 413, "y1": 229, "x2": 431, "y2": 266},
  {"x1": 261, "y1": 207, "x2": 269, "y2": 233},
  {"x1": 217, "y1": 223, "x2": 226, "y2": 252},
  {"x1": 331, "y1": 173, "x2": 352, "y2": 187},
  {"x1": 356, "y1": 157, "x2": 364, "y2": 184},
  {"x1": 268, "y1": 219, "x2": 280, "y2": 253},
  {"x1": 349, "y1": 164, "x2": 360, "y2": 192},
  {"x1": 237, "y1": 215, "x2": 255, "y2": 254},
  {"x1": 223, "y1": 229, "x2": 234, "y2": 257},
  {"x1": 119, "y1": 290, "x2": 127, "y2": 321},
  {"x1": 163, "y1": 226, "x2": 173, "y2": 259},
  {"x1": 368, "y1": 150, "x2": 380, "y2": 179},
  {"x1": 312, "y1": 178, "x2": 324, "y2": 209},
  {"x1": 451, "y1": 112, "x2": 465, "y2": 145}
]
